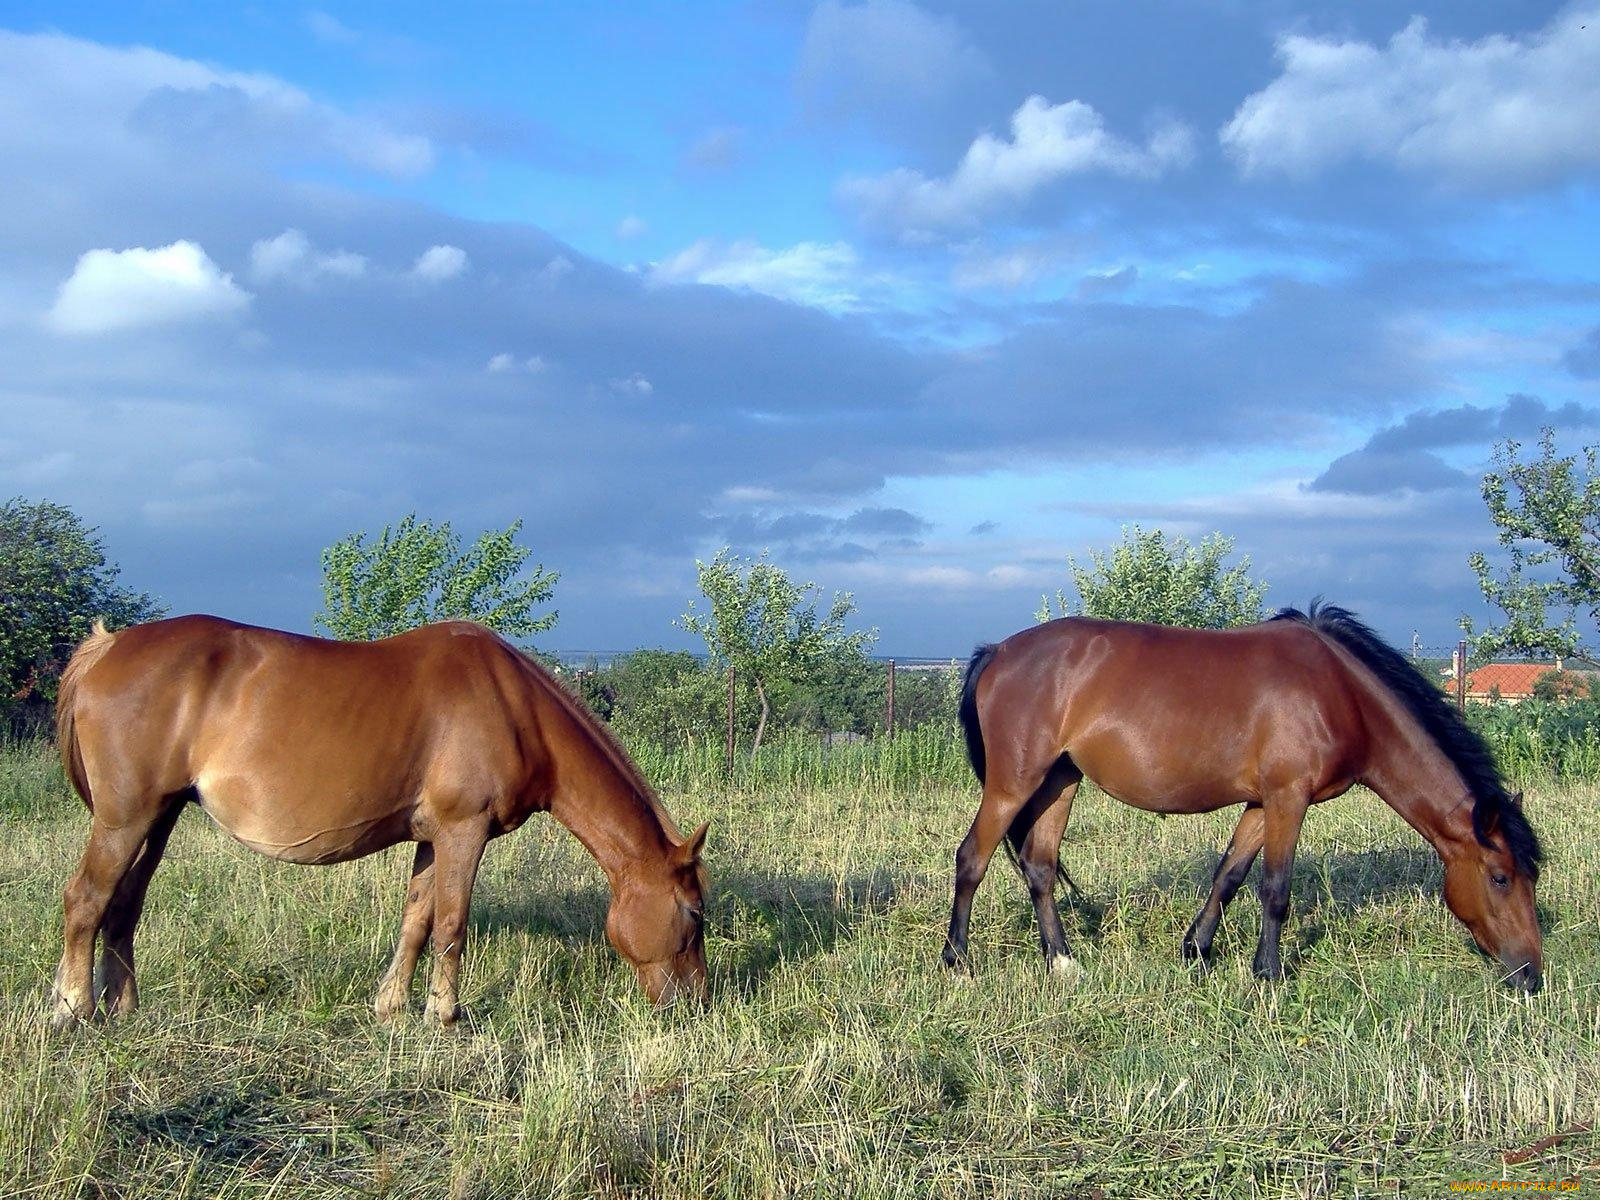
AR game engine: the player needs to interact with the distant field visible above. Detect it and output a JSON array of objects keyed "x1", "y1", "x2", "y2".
[{"x1": 2, "y1": 739, "x2": 1597, "y2": 1198}]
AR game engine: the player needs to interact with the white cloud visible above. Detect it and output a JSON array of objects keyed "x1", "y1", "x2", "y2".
[
  {"x1": 842, "y1": 95, "x2": 1195, "y2": 233},
  {"x1": 488, "y1": 352, "x2": 547, "y2": 374},
  {"x1": 304, "y1": 11, "x2": 360, "y2": 46},
  {"x1": 616, "y1": 215, "x2": 648, "y2": 240},
  {"x1": 411, "y1": 244, "x2": 468, "y2": 282},
  {"x1": 48, "y1": 240, "x2": 251, "y2": 334},
  {"x1": 249, "y1": 228, "x2": 367, "y2": 285},
  {"x1": 1222, "y1": 9, "x2": 1600, "y2": 186},
  {"x1": 536, "y1": 255, "x2": 574, "y2": 287},
  {"x1": 610, "y1": 374, "x2": 654, "y2": 397},
  {"x1": 949, "y1": 237, "x2": 1085, "y2": 292},
  {"x1": 651, "y1": 238, "x2": 865, "y2": 311}
]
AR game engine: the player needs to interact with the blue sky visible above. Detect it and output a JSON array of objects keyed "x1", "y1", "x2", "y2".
[{"x1": 3, "y1": 1, "x2": 1599, "y2": 653}]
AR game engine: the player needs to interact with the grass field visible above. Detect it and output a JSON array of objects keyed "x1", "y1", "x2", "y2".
[{"x1": 2, "y1": 738, "x2": 1598, "y2": 1199}]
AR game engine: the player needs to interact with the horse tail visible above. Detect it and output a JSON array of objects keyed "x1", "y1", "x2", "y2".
[
  {"x1": 958, "y1": 643, "x2": 997, "y2": 785},
  {"x1": 56, "y1": 619, "x2": 116, "y2": 811}
]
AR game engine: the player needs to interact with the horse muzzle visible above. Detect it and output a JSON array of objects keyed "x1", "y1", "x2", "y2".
[{"x1": 1502, "y1": 958, "x2": 1542, "y2": 994}]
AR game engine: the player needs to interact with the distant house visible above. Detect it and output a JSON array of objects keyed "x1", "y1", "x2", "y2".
[{"x1": 1452, "y1": 661, "x2": 1595, "y2": 705}]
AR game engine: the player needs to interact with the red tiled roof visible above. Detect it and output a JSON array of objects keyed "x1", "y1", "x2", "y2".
[{"x1": 1463, "y1": 662, "x2": 1590, "y2": 698}]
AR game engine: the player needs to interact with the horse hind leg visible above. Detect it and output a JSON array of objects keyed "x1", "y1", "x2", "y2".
[
  {"x1": 1011, "y1": 763, "x2": 1083, "y2": 975},
  {"x1": 53, "y1": 799, "x2": 170, "y2": 1028},
  {"x1": 374, "y1": 843, "x2": 436, "y2": 1020},
  {"x1": 1182, "y1": 803, "x2": 1265, "y2": 966},
  {"x1": 97, "y1": 798, "x2": 185, "y2": 1016},
  {"x1": 942, "y1": 758, "x2": 1058, "y2": 972}
]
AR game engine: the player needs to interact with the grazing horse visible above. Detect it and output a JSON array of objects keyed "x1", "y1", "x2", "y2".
[
  {"x1": 945, "y1": 603, "x2": 1543, "y2": 991},
  {"x1": 51, "y1": 615, "x2": 708, "y2": 1027}
]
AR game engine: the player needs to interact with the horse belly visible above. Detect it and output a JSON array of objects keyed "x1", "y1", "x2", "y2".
[
  {"x1": 1068, "y1": 731, "x2": 1250, "y2": 815},
  {"x1": 193, "y1": 768, "x2": 414, "y2": 865}
]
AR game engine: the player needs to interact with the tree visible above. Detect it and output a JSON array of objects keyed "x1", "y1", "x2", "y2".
[
  {"x1": 0, "y1": 498, "x2": 164, "y2": 722},
  {"x1": 677, "y1": 549, "x2": 875, "y2": 756},
  {"x1": 1036, "y1": 525, "x2": 1267, "y2": 628},
  {"x1": 1463, "y1": 429, "x2": 1600, "y2": 659},
  {"x1": 604, "y1": 649, "x2": 729, "y2": 751},
  {"x1": 314, "y1": 514, "x2": 558, "y2": 642}
]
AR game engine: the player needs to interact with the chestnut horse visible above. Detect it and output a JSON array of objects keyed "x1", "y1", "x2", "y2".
[
  {"x1": 946, "y1": 603, "x2": 1543, "y2": 990},
  {"x1": 51, "y1": 615, "x2": 708, "y2": 1027}
]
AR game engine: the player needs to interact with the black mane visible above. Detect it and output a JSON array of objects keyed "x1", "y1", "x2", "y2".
[{"x1": 1272, "y1": 600, "x2": 1542, "y2": 880}]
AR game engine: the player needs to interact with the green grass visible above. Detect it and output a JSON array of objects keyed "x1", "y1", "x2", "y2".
[{"x1": 2, "y1": 742, "x2": 1598, "y2": 1198}]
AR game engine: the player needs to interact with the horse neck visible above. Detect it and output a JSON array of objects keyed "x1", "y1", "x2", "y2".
[
  {"x1": 1358, "y1": 689, "x2": 1477, "y2": 856},
  {"x1": 538, "y1": 698, "x2": 675, "y2": 888}
]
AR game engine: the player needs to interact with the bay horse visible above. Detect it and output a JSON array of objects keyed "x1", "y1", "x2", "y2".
[
  {"x1": 945, "y1": 603, "x2": 1543, "y2": 990},
  {"x1": 51, "y1": 615, "x2": 708, "y2": 1027}
]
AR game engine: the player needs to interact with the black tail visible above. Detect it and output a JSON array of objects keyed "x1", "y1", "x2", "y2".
[
  {"x1": 958, "y1": 643, "x2": 997, "y2": 784},
  {"x1": 958, "y1": 642, "x2": 1080, "y2": 897}
]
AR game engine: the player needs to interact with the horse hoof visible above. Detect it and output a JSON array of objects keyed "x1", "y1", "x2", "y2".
[
  {"x1": 425, "y1": 999, "x2": 463, "y2": 1026},
  {"x1": 50, "y1": 1007, "x2": 90, "y2": 1031},
  {"x1": 373, "y1": 995, "x2": 410, "y2": 1022},
  {"x1": 1048, "y1": 955, "x2": 1084, "y2": 983}
]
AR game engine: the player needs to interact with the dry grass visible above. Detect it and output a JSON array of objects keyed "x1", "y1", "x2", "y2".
[{"x1": 2, "y1": 740, "x2": 1598, "y2": 1198}]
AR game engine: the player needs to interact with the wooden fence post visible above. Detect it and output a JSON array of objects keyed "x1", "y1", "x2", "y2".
[
  {"x1": 886, "y1": 658, "x2": 896, "y2": 736},
  {"x1": 725, "y1": 667, "x2": 736, "y2": 772},
  {"x1": 1455, "y1": 640, "x2": 1468, "y2": 712}
]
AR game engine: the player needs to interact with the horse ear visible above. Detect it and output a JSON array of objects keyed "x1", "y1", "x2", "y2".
[
  {"x1": 676, "y1": 821, "x2": 709, "y2": 864},
  {"x1": 1510, "y1": 790, "x2": 1524, "y2": 809}
]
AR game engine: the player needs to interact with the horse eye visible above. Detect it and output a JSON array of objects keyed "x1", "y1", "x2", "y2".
[{"x1": 1490, "y1": 872, "x2": 1510, "y2": 890}]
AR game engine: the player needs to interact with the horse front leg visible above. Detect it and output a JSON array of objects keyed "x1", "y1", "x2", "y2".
[
  {"x1": 374, "y1": 842, "x2": 435, "y2": 1020},
  {"x1": 424, "y1": 820, "x2": 490, "y2": 1026},
  {"x1": 1182, "y1": 803, "x2": 1264, "y2": 966},
  {"x1": 1252, "y1": 793, "x2": 1310, "y2": 982}
]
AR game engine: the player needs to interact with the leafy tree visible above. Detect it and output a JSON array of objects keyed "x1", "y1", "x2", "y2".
[
  {"x1": 677, "y1": 549, "x2": 875, "y2": 756},
  {"x1": 0, "y1": 498, "x2": 164, "y2": 722},
  {"x1": 314, "y1": 514, "x2": 558, "y2": 642},
  {"x1": 1036, "y1": 525, "x2": 1267, "y2": 628},
  {"x1": 604, "y1": 650, "x2": 729, "y2": 751},
  {"x1": 1463, "y1": 429, "x2": 1600, "y2": 659}
]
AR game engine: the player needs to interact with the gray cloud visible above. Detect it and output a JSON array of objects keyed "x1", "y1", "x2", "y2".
[
  {"x1": 1568, "y1": 327, "x2": 1600, "y2": 379},
  {"x1": 795, "y1": 0, "x2": 994, "y2": 154},
  {"x1": 718, "y1": 506, "x2": 932, "y2": 561},
  {"x1": 1309, "y1": 395, "x2": 1600, "y2": 496},
  {"x1": 683, "y1": 126, "x2": 744, "y2": 172}
]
